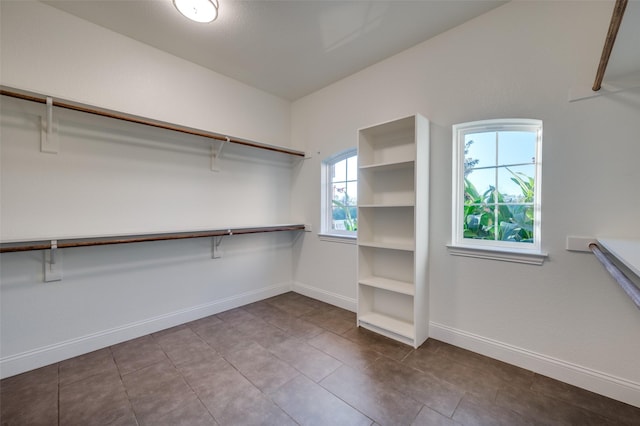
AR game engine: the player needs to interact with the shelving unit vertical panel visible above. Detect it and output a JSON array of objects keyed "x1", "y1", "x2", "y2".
[{"x1": 413, "y1": 115, "x2": 430, "y2": 347}]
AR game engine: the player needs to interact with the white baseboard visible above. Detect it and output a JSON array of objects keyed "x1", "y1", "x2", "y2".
[
  {"x1": 430, "y1": 321, "x2": 640, "y2": 408},
  {"x1": 0, "y1": 282, "x2": 291, "y2": 379},
  {"x1": 292, "y1": 281, "x2": 357, "y2": 312}
]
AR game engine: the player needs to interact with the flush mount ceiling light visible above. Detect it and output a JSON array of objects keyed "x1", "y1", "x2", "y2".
[{"x1": 173, "y1": 0, "x2": 219, "y2": 23}]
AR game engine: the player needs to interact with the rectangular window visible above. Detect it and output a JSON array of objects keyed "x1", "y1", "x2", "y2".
[{"x1": 452, "y1": 119, "x2": 543, "y2": 257}]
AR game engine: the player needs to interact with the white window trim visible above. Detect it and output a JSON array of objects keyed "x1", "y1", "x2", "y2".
[
  {"x1": 450, "y1": 118, "x2": 545, "y2": 263},
  {"x1": 317, "y1": 233, "x2": 357, "y2": 244},
  {"x1": 321, "y1": 148, "x2": 358, "y2": 239},
  {"x1": 447, "y1": 245, "x2": 547, "y2": 265}
]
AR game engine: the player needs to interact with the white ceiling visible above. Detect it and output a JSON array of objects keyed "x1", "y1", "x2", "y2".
[{"x1": 43, "y1": 0, "x2": 506, "y2": 100}]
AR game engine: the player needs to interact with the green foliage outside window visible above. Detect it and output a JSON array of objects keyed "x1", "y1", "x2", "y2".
[
  {"x1": 463, "y1": 140, "x2": 535, "y2": 243},
  {"x1": 463, "y1": 171, "x2": 534, "y2": 243},
  {"x1": 332, "y1": 197, "x2": 358, "y2": 231}
]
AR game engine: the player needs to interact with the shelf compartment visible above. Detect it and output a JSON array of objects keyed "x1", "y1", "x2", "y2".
[
  {"x1": 359, "y1": 286, "x2": 414, "y2": 325},
  {"x1": 358, "y1": 206, "x2": 414, "y2": 248},
  {"x1": 359, "y1": 245, "x2": 414, "y2": 284},
  {"x1": 358, "y1": 116, "x2": 416, "y2": 165},
  {"x1": 359, "y1": 277, "x2": 414, "y2": 295},
  {"x1": 358, "y1": 166, "x2": 415, "y2": 206},
  {"x1": 358, "y1": 313, "x2": 414, "y2": 342}
]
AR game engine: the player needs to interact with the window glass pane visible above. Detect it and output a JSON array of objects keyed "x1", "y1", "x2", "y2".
[
  {"x1": 498, "y1": 131, "x2": 536, "y2": 166},
  {"x1": 332, "y1": 182, "x2": 347, "y2": 202},
  {"x1": 465, "y1": 131, "x2": 496, "y2": 169},
  {"x1": 465, "y1": 167, "x2": 496, "y2": 202},
  {"x1": 499, "y1": 205, "x2": 534, "y2": 243},
  {"x1": 497, "y1": 165, "x2": 535, "y2": 203},
  {"x1": 463, "y1": 204, "x2": 496, "y2": 241},
  {"x1": 345, "y1": 181, "x2": 358, "y2": 206},
  {"x1": 346, "y1": 156, "x2": 358, "y2": 181},
  {"x1": 332, "y1": 158, "x2": 347, "y2": 181},
  {"x1": 331, "y1": 206, "x2": 345, "y2": 230},
  {"x1": 331, "y1": 206, "x2": 356, "y2": 231}
]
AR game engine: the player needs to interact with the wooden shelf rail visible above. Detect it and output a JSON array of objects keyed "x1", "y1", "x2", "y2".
[
  {"x1": 589, "y1": 243, "x2": 640, "y2": 310},
  {"x1": 0, "y1": 224, "x2": 306, "y2": 253},
  {"x1": 0, "y1": 86, "x2": 306, "y2": 158},
  {"x1": 593, "y1": 0, "x2": 628, "y2": 91}
]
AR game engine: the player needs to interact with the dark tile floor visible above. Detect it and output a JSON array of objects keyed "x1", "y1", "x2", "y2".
[{"x1": 2, "y1": 292, "x2": 639, "y2": 425}]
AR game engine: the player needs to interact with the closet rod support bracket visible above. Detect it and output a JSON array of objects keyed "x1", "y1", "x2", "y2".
[
  {"x1": 41, "y1": 97, "x2": 59, "y2": 154},
  {"x1": 44, "y1": 240, "x2": 63, "y2": 282},
  {"x1": 211, "y1": 137, "x2": 229, "y2": 172},
  {"x1": 212, "y1": 236, "x2": 224, "y2": 259}
]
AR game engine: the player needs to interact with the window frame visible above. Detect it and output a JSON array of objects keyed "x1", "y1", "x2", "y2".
[
  {"x1": 320, "y1": 148, "x2": 358, "y2": 239},
  {"x1": 451, "y1": 118, "x2": 544, "y2": 260}
]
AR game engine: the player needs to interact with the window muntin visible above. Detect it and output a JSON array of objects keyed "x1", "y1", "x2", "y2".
[
  {"x1": 452, "y1": 119, "x2": 542, "y2": 253},
  {"x1": 322, "y1": 149, "x2": 358, "y2": 236}
]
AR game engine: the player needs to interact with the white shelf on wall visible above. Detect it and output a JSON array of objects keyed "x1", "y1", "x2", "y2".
[
  {"x1": 357, "y1": 114, "x2": 430, "y2": 348},
  {"x1": 597, "y1": 238, "x2": 640, "y2": 277},
  {"x1": 0, "y1": 86, "x2": 306, "y2": 159}
]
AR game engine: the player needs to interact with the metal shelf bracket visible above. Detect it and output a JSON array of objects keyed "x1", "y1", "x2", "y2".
[
  {"x1": 44, "y1": 240, "x2": 63, "y2": 282},
  {"x1": 212, "y1": 235, "x2": 224, "y2": 259},
  {"x1": 211, "y1": 137, "x2": 229, "y2": 172},
  {"x1": 41, "y1": 97, "x2": 59, "y2": 154}
]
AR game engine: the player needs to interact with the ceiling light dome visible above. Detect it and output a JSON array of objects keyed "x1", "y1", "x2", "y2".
[{"x1": 173, "y1": 0, "x2": 218, "y2": 23}]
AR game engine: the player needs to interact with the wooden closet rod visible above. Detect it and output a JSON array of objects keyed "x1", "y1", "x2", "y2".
[
  {"x1": 0, "y1": 86, "x2": 305, "y2": 158},
  {"x1": 0, "y1": 224, "x2": 306, "y2": 253},
  {"x1": 593, "y1": 0, "x2": 628, "y2": 91}
]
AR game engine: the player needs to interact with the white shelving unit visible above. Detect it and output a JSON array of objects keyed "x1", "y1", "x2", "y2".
[{"x1": 357, "y1": 114, "x2": 429, "y2": 348}]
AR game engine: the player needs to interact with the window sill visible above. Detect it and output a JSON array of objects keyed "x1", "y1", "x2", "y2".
[
  {"x1": 318, "y1": 233, "x2": 357, "y2": 245},
  {"x1": 447, "y1": 245, "x2": 547, "y2": 265}
]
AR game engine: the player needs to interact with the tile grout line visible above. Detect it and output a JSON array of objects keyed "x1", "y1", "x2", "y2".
[
  {"x1": 314, "y1": 369, "x2": 376, "y2": 425},
  {"x1": 161, "y1": 343, "x2": 221, "y2": 425},
  {"x1": 264, "y1": 373, "x2": 303, "y2": 426},
  {"x1": 108, "y1": 345, "x2": 140, "y2": 425},
  {"x1": 448, "y1": 390, "x2": 467, "y2": 422}
]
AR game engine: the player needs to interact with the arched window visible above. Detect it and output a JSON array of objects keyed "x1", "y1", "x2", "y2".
[
  {"x1": 321, "y1": 148, "x2": 358, "y2": 237},
  {"x1": 451, "y1": 119, "x2": 545, "y2": 263}
]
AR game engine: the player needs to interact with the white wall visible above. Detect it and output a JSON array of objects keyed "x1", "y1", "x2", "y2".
[
  {"x1": 0, "y1": 1, "x2": 296, "y2": 378},
  {"x1": 291, "y1": 1, "x2": 640, "y2": 406},
  {"x1": 0, "y1": 1, "x2": 291, "y2": 148}
]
